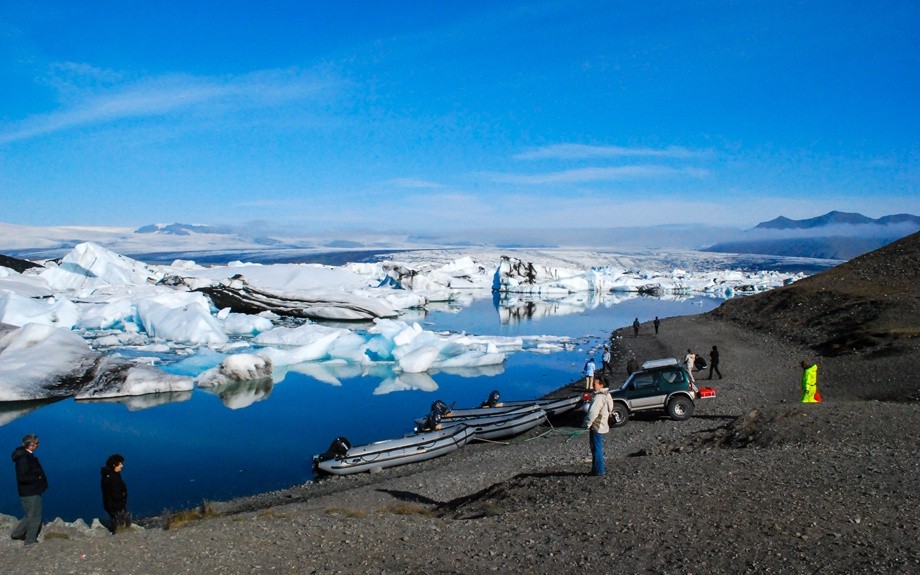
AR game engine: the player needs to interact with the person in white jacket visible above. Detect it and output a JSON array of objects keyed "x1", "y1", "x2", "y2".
[
  {"x1": 583, "y1": 379, "x2": 614, "y2": 476},
  {"x1": 684, "y1": 349, "x2": 697, "y2": 384}
]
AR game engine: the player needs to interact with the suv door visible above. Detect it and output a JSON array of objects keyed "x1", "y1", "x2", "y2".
[{"x1": 622, "y1": 371, "x2": 666, "y2": 410}]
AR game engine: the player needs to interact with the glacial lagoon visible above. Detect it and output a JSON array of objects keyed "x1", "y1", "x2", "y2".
[{"x1": 0, "y1": 291, "x2": 720, "y2": 523}]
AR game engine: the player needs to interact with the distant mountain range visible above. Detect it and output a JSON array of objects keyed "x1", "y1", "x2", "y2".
[
  {"x1": 754, "y1": 211, "x2": 920, "y2": 230},
  {"x1": 705, "y1": 211, "x2": 920, "y2": 260}
]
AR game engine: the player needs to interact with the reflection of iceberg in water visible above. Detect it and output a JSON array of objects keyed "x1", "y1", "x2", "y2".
[
  {"x1": 495, "y1": 291, "x2": 604, "y2": 324},
  {"x1": 201, "y1": 378, "x2": 273, "y2": 410},
  {"x1": 374, "y1": 372, "x2": 438, "y2": 395},
  {"x1": 77, "y1": 390, "x2": 193, "y2": 411},
  {"x1": 372, "y1": 362, "x2": 506, "y2": 395},
  {"x1": 276, "y1": 362, "x2": 394, "y2": 386},
  {"x1": 0, "y1": 398, "x2": 65, "y2": 426},
  {"x1": 434, "y1": 363, "x2": 505, "y2": 378},
  {"x1": 494, "y1": 290, "x2": 705, "y2": 324}
]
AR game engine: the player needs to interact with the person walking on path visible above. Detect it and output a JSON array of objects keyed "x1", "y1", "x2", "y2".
[
  {"x1": 583, "y1": 357, "x2": 596, "y2": 390},
  {"x1": 684, "y1": 349, "x2": 697, "y2": 384},
  {"x1": 653, "y1": 316, "x2": 660, "y2": 335},
  {"x1": 10, "y1": 434, "x2": 48, "y2": 545},
  {"x1": 602, "y1": 345, "x2": 611, "y2": 372},
  {"x1": 708, "y1": 345, "x2": 723, "y2": 379},
  {"x1": 801, "y1": 361, "x2": 822, "y2": 403},
  {"x1": 583, "y1": 378, "x2": 614, "y2": 476},
  {"x1": 101, "y1": 454, "x2": 130, "y2": 533},
  {"x1": 632, "y1": 318, "x2": 640, "y2": 337}
]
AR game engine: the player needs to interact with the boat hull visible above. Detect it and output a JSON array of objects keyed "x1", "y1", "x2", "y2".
[{"x1": 313, "y1": 425, "x2": 474, "y2": 476}]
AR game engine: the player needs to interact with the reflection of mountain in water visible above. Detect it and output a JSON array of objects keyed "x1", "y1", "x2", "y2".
[
  {"x1": 201, "y1": 378, "x2": 273, "y2": 410},
  {"x1": 76, "y1": 390, "x2": 193, "y2": 411}
]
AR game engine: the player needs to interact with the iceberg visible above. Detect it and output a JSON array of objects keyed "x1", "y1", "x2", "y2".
[
  {"x1": 75, "y1": 358, "x2": 195, "y2": 399},
  {"x1": 0, "y1": 323, "x2": 100, "y2": 401}
]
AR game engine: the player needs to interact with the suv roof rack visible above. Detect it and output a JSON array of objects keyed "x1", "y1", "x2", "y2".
[{"x1": 640, "y1": 358, "x2": 680, "y2": 369}]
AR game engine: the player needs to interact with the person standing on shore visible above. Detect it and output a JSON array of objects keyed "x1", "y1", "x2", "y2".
[
  {"x1": 101, "y1": 454, "x2": 130, "y2": 533},
  {"x1": 602, "y1": 345, "x2": 611, "y2": 372},
  {"x1": 801, "y1": 361, "x2": 821, "y2": 403},
  {"x1": 653, "y1": 316, "x2": 660, "y2": 335},
  {"x1": 626, "y1": 354, "x2": 639, "y2": 375},
  {"x1": 708, "y1": 346, "x2": 723, "y2": 379},
  {"x1": 632, "y1": 318, "x2": 640, "y2": 337},
  {"x1": 10, "y1": 434, "x2": 48, "y2": 545},
  {"x1": 583, "y1": 378, "x2": 613, "y2": 476},
  {"x1": 583, "y1": 357, "x2": 596, "y2": 390},
  {"x1": 684, "y1": 349, "x2": 697, "y2": 384}
]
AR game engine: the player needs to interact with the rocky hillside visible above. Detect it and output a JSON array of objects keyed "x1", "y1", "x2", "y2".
[{"x1": 711, "y1": 230, "x2": 920, "y2": 400}]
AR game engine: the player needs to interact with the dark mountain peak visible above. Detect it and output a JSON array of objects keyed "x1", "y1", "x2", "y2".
[
  {"x1": 877, "y1": 213, "x2": 920, "y2": 226},
  {"x1": 755, "y1": 216, "x2": 797, "y2": 229}
]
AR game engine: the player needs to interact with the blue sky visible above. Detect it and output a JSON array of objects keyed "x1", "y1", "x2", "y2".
[{"x1": 1, "y1": 1, "x2": 918, "y2": 233}]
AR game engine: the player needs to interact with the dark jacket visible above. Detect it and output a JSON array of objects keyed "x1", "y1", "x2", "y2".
[
  {"x1": 100, "y1": 467, "x2": 128, "y2": 515},
  {"x1": 11, "y1": 447, "x2": 48, "y2": 497}
]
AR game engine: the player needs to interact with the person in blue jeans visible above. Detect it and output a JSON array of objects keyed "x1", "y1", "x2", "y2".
[
  {"x1": 10, "y1": 434, "x2": 48, "y2": 545},
  {"x1": 583, "y1": 379, "x2": 613, "y2": 476}
]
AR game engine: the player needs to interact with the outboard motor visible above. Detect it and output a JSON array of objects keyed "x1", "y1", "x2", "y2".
[
  {"x1": 430, "y1": 399, "x2": 451, "y2": 416},
  {"x1": 314, "y1": 436, "x2": 351, "y2": 463},
  {"x1": 420, "y1": 408, "x2": 443, "y2": 432},
  {"x1": 480, "y1": 389, "x2": 501, "y2": 408}
]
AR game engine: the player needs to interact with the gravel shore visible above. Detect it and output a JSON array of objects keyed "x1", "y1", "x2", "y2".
[{"x1": 2, "y1": 310, "x2": 917, "y2": 575}]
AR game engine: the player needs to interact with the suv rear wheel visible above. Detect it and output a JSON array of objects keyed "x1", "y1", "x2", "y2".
[{"x1": 666, "y1": 396, "x2": 694, "y2": 421}]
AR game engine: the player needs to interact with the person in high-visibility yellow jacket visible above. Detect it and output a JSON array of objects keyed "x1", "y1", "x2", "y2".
[{"x1": 800, "y1": 361, "x2": 821, "y2": 403}]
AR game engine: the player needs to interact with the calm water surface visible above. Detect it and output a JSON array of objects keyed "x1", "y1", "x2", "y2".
[{"x1": 0, "y1": 293, "x2": 719, "y2": 523}]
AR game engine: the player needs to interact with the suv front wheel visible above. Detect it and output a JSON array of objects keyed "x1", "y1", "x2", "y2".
[
  {"x1": 609, "y1": 403, "x2": 629, "y2": 427},
  {"x1": 666, "y1": 396, "x2": 695, "y2": 421}
]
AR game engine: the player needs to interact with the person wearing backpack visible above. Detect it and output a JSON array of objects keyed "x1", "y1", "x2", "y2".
[{"x1": 583, "y1": 378, "x2": 614, "y2": 476}]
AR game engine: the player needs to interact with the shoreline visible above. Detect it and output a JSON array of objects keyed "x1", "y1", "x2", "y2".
[{"x1": 2, "y1": 313, "x2": 917, "y2": 574}]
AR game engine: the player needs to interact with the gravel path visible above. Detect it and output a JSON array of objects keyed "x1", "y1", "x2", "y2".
[{"x1": 1, "y1": 315, "x2": 918, "y2": 574}]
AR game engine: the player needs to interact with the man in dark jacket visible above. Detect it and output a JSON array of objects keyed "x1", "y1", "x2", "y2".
[
  {"x1": 100, "y1": 453, "x2": 130, "y2": 533},
  {"x1": 708, "y1": 345, "x2": 723, "y2": 379},
  {"x1": 10, "y1": 434, "x2": 48, "y2": 545}
]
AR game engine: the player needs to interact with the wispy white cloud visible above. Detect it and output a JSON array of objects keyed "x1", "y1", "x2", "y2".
[
  {"x1": 388, "y1": 178, "x2": 445, "y2": 189},
  {"x1": 0, "y1": 68, "x2": 339, "y2": 145},
  {"x1": 486, "y1": 165, "x2": 708, "y2": 185},
  {"x1": 514, "y1": 144, "x2": 710, "y2": 161}
]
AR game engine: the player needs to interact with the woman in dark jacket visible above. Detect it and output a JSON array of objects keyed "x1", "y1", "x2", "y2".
[{"x1": 100, "y1": 454, "x2": 130, "y2": 533}]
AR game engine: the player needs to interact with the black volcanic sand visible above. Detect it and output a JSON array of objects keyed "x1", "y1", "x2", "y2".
[{"x1": 1, "y1": 233, "x2": 919, "y2": 574}]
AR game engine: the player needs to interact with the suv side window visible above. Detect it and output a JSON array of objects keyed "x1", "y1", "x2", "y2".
[
  {"x1": 658, "y1": 369, "x2": 681, "y2": 385},
  {"x1": 632, "y1": 373, "x2": 656, "y2": 389}
]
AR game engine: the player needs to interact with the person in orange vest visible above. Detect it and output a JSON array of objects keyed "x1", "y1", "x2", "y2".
[{"x1": 800, "y1": 361, "x2": 821, "y2": 403}]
